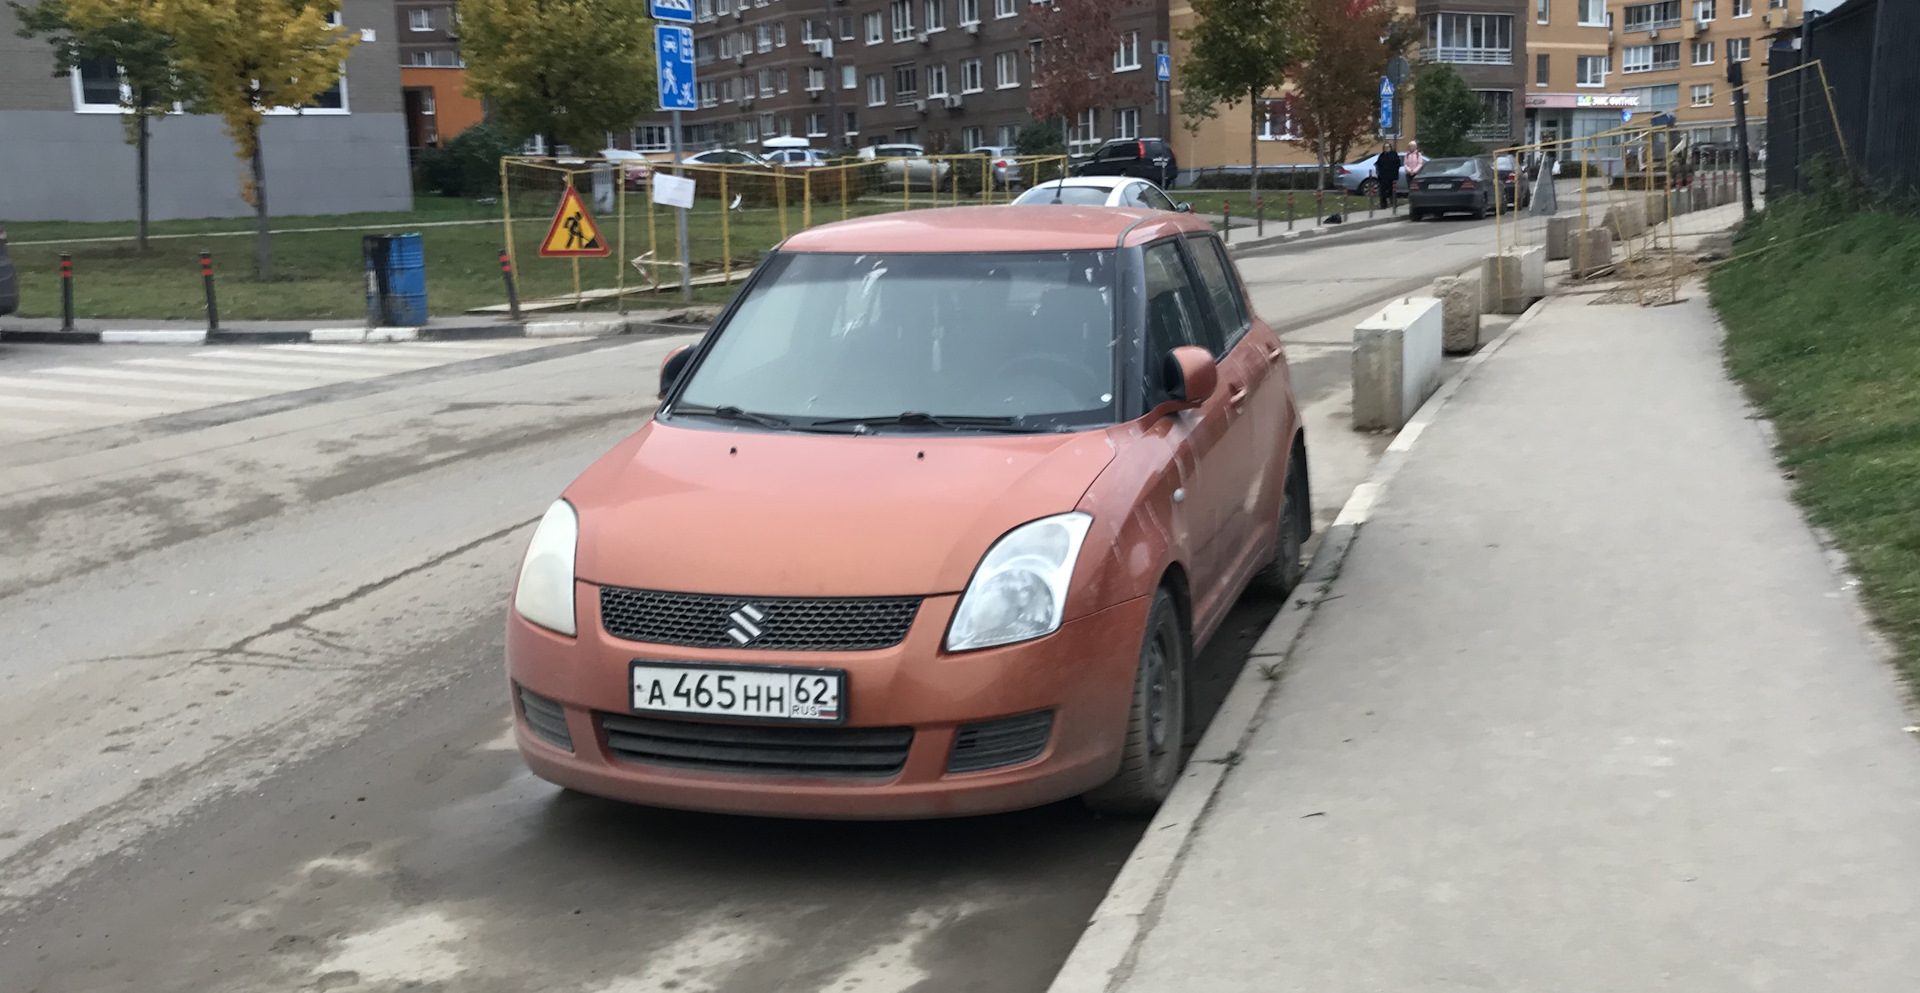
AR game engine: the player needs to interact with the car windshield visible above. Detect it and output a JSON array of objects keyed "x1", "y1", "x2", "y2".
[
  {"x1": 1014, "y1": 184, "x2": 1112, "y2": 206},
  {"x1": 675, "y1": 251, "x2": 1119, "y2": 429},
  {"x1": 1425, "y1": 158, "x2": 1481, "y2": 177}
]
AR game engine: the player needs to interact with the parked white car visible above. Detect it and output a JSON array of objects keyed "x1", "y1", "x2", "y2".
[
  {"x1": 1011, "y1": 176, "x2": 1190, "y2": 212},
  {"x1": 858, "y1": 144, "x2": 951, "y2": 191}
]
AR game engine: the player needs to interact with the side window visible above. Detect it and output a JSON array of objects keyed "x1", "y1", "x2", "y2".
[
  {"x1": 1142, "y1": 242, "x2": 1211, "y2": 400},
  {"x1": 1120, "y1": 183, "x2": 1149, "y2": 209},
  {"x1": 1141, "y1": 186, "x2": 1176, "y2": 212},
  {"x1": 1186, "y1": 235, "x2": 1251, "y2": 351}
]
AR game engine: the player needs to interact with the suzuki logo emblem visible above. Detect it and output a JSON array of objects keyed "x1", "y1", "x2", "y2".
[{"x1": 727, "y1": 603, "x2": 767, "y2": 645}]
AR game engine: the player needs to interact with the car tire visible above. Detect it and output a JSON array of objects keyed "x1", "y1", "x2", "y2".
[
  {"x1": 1251, "y1": 440, "x2": 1311, "y2": 598},
  {"x1": 1082, "y1": 589, "x2": 1187, "y2": 817},
  {"x1": 1472, "y1": 198, "x2": 1488, "y2": 220},
  {"x1": 1357, "y1": 178, "x2": 1378, "y2": 197},
  {"x1": 1408, "y1": 208, "x2": 1424, "y2": 222}
]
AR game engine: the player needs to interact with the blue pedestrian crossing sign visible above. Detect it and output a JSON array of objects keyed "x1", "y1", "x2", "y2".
[
  {"x1": 1379, "y1": 77, "x2": 1395, "y2": 133},
  {"x1": 1156, "y1": 53, "x2": 1171, "y2": 82},
  {"x1": 657, "y1": 24, "x2": 696, "y2": 112},
  {"x1": 650, "y1": 0, "x2": 694, "y2": 23}
]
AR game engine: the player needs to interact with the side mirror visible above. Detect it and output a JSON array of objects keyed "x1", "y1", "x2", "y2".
[
  {"x1": 659, "y1": 344, "x2": 693, "y2": 399},
  {"x1": 1163, "y1": 345, "x2": 1217, "y2": 407},
  {"x1": 1175, "y1": 202, "x2": 1193, "y2": 213}
]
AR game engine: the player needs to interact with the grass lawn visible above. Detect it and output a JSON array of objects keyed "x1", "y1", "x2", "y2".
[
  {"x1": 5, "y1": 190, "x2": 980, "y2": 321},
  {"x1": 1186, "y1": 189, "x2": 1377, "y2": 223},
  {"x1": 1710, "y1": 201, "x2": 1920, "y2": 692}
]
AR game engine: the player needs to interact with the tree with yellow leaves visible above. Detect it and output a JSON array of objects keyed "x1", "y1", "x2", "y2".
[{"x1": 67, "y1": 0, "x2": 357, "y2": 278}]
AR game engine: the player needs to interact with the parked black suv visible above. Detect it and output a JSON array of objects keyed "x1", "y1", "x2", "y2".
[
  {"x1": 1073, "y1": 138, "x2": 1179, "y2": 190},
  {"x1": 0, "y1": 224, "x2": 17, "y2": 317}
]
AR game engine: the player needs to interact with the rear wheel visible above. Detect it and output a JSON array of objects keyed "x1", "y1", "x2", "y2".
[
  {"x1": 1083, "y1": 590, "x2": 1187, "y2": 817},
  {"x1": 1357, "y1": 177, "x2": 1378, "y2": 197}
]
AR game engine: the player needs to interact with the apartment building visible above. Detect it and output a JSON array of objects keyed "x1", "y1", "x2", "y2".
[
  {"x1": 640, "y1": 0, "x2": 1165, "y2": 156},
  {"x1": 397, "y1": 0, "x2": 487, "y2": 152},
  {"x1": 0, "y1": 0, "x2": 410, "y2": 222},
  {"x1": 1523, "y1": 0, "x2": 1801, "y2": 150}
]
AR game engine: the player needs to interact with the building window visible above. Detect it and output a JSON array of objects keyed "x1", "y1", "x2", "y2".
[
  {"x1": 807, "y1": 112, "x2": 828, "y2": 137},
  {"x1": 1692, "y1": 40, "x2": 1713, "y2": 64},
  {"x1": 1425, "y1": 13, "x2": 1513, "y2": 65},
  {"x1": 1622, "y1": 42, "x2": 1680, "y2": 72},
  {"x1": 1470, "y1": 89, "x2": 1512, "y2": 141},
  {"x1": 699, "y1": 80, "x2": 718, "y2": 107},
  {"x1": 408, "y1": 8, "x2": 432, "y2": 31},
  {"x1": 998, "y1": 123, "x2": 1020, "y2": 146},
  {"x1": 961, "y1": 125, "x2": 984, "y2": 148},
  {"x1": 75, "y1": 57, "x2": 124, "y2": 107},
  {"x1": 1536, "y1": 0, "x2": 1549, "y2": 23},
  {"x1": 1114, "y1": 106, "x2": 1140, "y2": 140},
  {"x1": 1071, "y1": 108, "x2": 1096, "y2": 148},
  {"x1": 927, "y1": 63, "x2": 948, "y2": 96},
  {"x1": 697, "y1": 0, "x2": 714, "y2": 21},
  {"x1": 1732, "y1": 0, "x2": 1751, "y2": 15},
  {"x1": 894, "y1": 126, "x2": 918, "y2": 143},
  {"x1": 807, "y1": 66, "x2": 827, "y2": 90},
  {"x1": 995, "y1": 51, "x2": 1018, "y2": 88},
  {"x1": 1536, "y1": 53, "x2": 1549, "y2": 86},
  {"x1": 1728, "y1": 37, "x2": 1750, "y2": 60},
  {"x1": 757, "y1": 24, "x2": 772, "y2": 52},
  {"x1": 844, "y1": 109, "x2": 859, "y2": 135},
  {"x1": 1621, "y1": 82, "x2": 1680, "y2": 111},
  {"x1": 842, "y1": 64, "x2": 857, "y2": 88},
  {"x1": 865, "y1": 11, "x2": 883, "y2": 43},
  {"x1": 632, "y1": 125, "x2": 671, "y2": 151},
  {"x1": 759, "y1": 67, "x2": 774, "y2": 97},
  {"x1": 1769, "y1": 0, "x2": 1784, "y2": 8},
  {"x1": 891, "y1": 0, "x2": 914, "y2": 41},
  {"x1": 1578, "y1": 0, "x2": 1606, "y2": 25},
  {"x1": 960, "y1": 57, "x2": 983, "y2": 92},
  {"x1": 777, "y1": 68, "x2": 788, "y2": 93},
  {"x1": 925, "y1": 0, "x2": 944, "y2": 32},
  {"x1": 894, "y1": 63, "x2": 918, "y2": 103},
  {"x1": 1693, "y1": 0, "x2": 1715, "y2": 21},
  {"x1": 1576, "y1": 54, "x2": 1609, "y2": 86},
  {"x1": 1259, "y1": 100, "x2": 1296, "y2": 140},
  {"x1": 960, "y1": 0, "x2": 980, "y2": 24},
  {"x1": 1621, "y1": 1, "x2": 1682, "y2": 32},
  {"x1": 996, "y1": 0, "x2": 1016, "y2": 17},
  {"x1": 866, "y1": 73, "x2": 886, "y2": 105},
  {"x1": 775, "y1": 22, "x2": 786, "y2": 46},
  {"x1": 1691, "y1": 83, "x2": 1713, "y2": 106},
  {"x1": 1114, "y1": 30, "x2": 1140, "y2": 71}
]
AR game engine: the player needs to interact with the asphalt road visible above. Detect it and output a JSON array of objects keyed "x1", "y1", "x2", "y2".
[{"x1": 0, "y1": 214, "x2": 1502, "y2": 993}]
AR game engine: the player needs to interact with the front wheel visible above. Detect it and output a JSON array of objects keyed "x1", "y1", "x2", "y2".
[
  {"x1": 1252, "y1": 441, "x2": 1311, "y2": 597},
  {"x1": 1083, "y1": 590, "x2": 1187, "y2": 817}
]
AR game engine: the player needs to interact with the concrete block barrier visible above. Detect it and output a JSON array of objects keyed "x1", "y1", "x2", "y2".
[
  {"x1": 1545, "y1": 216, "x2": 1575, "y2": 261},
  {"x1": 1573, "y1": 228, "x2": 1615, "y2": 277},
  {"x1": 1604, "y1": 200, "x2": 1647, "y2": 241},
  {"x1": 1352, "y1": 297, "x2": 1444, "y2": 432},
  {"x1": 1671, "y1": 189, "x2": 1694, "y2": 216},
  {"x1": 1481, "y1": 247, "x2": 1545, "y2": 315},
  {"x1": 1434, "y1": 275, "x2": 1483, "y2": 355},
  {"x1": 1645, "y1": 193, "x2": 1669, "y2": 225}
]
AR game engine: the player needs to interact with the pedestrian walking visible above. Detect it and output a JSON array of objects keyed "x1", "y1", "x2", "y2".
[{"x1": 1374, "y1": 142, "x2": 1402, "y2": 211}]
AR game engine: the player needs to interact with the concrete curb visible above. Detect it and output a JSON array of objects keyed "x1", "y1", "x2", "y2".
[
  {"x1": 0, "y1": 314, "x2": 710, "y2": 346},
  {"x1": 1223, "y1": 211, "x2": 1407, "y2": 256},
  {"x1": 1045, "y1": 295, "x2": 1556, "y2": 993}
]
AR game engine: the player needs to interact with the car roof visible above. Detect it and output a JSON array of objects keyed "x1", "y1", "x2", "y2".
[
  {"x1": 781, "y1": 205, "x2": 1208, "y2": 253},
  {"x1": 1026, "y1": 176, "x2": 1140, "y2": 191}
]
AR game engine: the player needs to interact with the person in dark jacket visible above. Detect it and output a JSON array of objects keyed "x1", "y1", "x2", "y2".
[{"x1": 1374, "y1": 142, "x2": 1402, "y2": 211}]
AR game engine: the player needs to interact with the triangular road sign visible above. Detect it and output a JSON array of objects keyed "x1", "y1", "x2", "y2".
[{"x1": 538, "y1": 186, "x2": 611, "y2": 258}]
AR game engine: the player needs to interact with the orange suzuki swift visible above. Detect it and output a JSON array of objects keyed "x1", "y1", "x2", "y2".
[{"x1": 507, "y1": 205, "x2": 1307, "y2": 819}]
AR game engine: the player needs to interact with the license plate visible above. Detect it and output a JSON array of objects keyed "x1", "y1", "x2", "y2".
[{"x1": 629, "y1": 661, "x2": 845, "y2": 724}]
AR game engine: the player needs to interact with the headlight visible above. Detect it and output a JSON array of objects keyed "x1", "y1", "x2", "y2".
[
  {"x1": 945, "y1": 512, "x2": 1093, "y2": 652},
  {"x1": 514, "y1": 500, "x2": 578, "y2": 636}
]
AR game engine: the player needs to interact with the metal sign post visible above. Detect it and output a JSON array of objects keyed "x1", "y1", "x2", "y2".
[{"x1": 657, "y1": 22, "x2": 697, "y2": 302}]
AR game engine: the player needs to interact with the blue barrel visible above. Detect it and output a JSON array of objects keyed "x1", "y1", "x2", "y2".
[{"x1": 381, "y1": 233, "x2": 429, "y2": 327}]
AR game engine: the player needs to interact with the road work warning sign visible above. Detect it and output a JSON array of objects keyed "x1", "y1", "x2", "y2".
[{"x1": 538, "y1": 186, "x2": 611, "y2": 257}]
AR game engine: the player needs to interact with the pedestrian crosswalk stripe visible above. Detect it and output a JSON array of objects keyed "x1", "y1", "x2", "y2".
[
  {"x1": 0, "y1": 375, "x2": 253, "y2": 403},
  {"x1": 180, "y1": 350, "x2": 437, "y2": 373},
  {"x1": 0, "y1": 393, "x2": 174, "y2": 417},
  {"x1": 121, "y1": 358, "x2": 350, "y2": 381},
  {"x1": 36, "y1": 366, "x2": 322, "y2": 391}
]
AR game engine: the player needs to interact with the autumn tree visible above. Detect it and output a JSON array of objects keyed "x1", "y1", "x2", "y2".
[
  {"x1": 12, "y1": 0, "x2": 199, "y2": 251},
  {"x1": 461, "y1": 0, "x2": 658, "y2": 154},
  {"x1": 1179, "y1": 0, "x2": 1308, "y2": 197},
  {"x1": 1282, "y1": 0, "x2": 1394, "y2": 189},
  {"x1": 1024, "y1": 0, "x2": 1140, "y2": 149},
  {"x1": 69, "y1": 0, "x2": 357, "y2": 279}
]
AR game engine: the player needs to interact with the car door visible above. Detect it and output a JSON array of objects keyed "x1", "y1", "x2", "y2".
[
  {"x1": 1186, "y1": 233, "x2": 1290, "y2": 588},
  {"x1": 1141, "y1": 240, "x2": 1256, "y2": 637}
]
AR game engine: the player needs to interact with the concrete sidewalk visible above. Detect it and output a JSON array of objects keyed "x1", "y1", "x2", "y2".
[{"x1": 1060, "y1": 292, "x2": 1920, "y2": 991}]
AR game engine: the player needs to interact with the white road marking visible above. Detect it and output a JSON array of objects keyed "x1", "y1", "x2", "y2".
[
  {"x1": 592, "y1": 917, "x2": 774, "y2": 993},
  {"x1": 0, "y1": 375, "x2": 253, "y2": 403}
]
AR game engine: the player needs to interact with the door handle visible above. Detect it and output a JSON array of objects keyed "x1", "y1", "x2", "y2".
[
  {"x1": 1260, "y1": 343, "x2": 1283, "y2": 364},
  {"x1": 1228, "y1": 384, "x2": 1250, "y2": 409}
]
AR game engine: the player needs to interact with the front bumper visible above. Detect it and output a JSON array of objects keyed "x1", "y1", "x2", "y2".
[{"x1": 506, "y1": 585, "x2": 1150, "y2": 819}]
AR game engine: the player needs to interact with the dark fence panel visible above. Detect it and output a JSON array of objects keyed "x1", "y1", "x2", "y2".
[{"x1": 1769, "y1": 0, "x2": 1920, "y2": 201}]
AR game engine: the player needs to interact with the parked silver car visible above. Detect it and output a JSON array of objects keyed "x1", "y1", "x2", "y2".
[
  {"x1": 1335, "y1": 153, "x2": 1410, "y2": 196},
  {"x1": 858, "y1": 143, "x2": 951, "y2": 191},
  {"x1": 969, "y1": 145, "x2": 1022, "y2": 188},
  {"x1": 1011, "y1": 176, "x2": 1190, "y2": 211}
]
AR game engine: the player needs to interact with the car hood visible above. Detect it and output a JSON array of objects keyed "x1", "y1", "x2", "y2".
[{"x1": 566, "y1": 420, "x2": 1119, "y2": 597}]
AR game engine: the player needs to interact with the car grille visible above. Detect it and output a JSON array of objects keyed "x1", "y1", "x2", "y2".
[
  {"x1": 946, "y1": 711, "x2": 1054, "y2": 774},
  {"x1": 599, "y1": 586, "x2": 921, "y2": 651},
  {"x1": 517, "y1": 685, "x2": 574, "y2": 752},
  {"x1": 599, "y1": 714, "x2": 914, "y2": 778}
]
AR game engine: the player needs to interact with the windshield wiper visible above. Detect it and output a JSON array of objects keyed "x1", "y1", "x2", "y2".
[
  {"x1": 809, "y1": 411, "x2": 1040, "y2": 432},
  {"x1": 670, "y1": 403, "x2": 791, "y2": 428}
]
